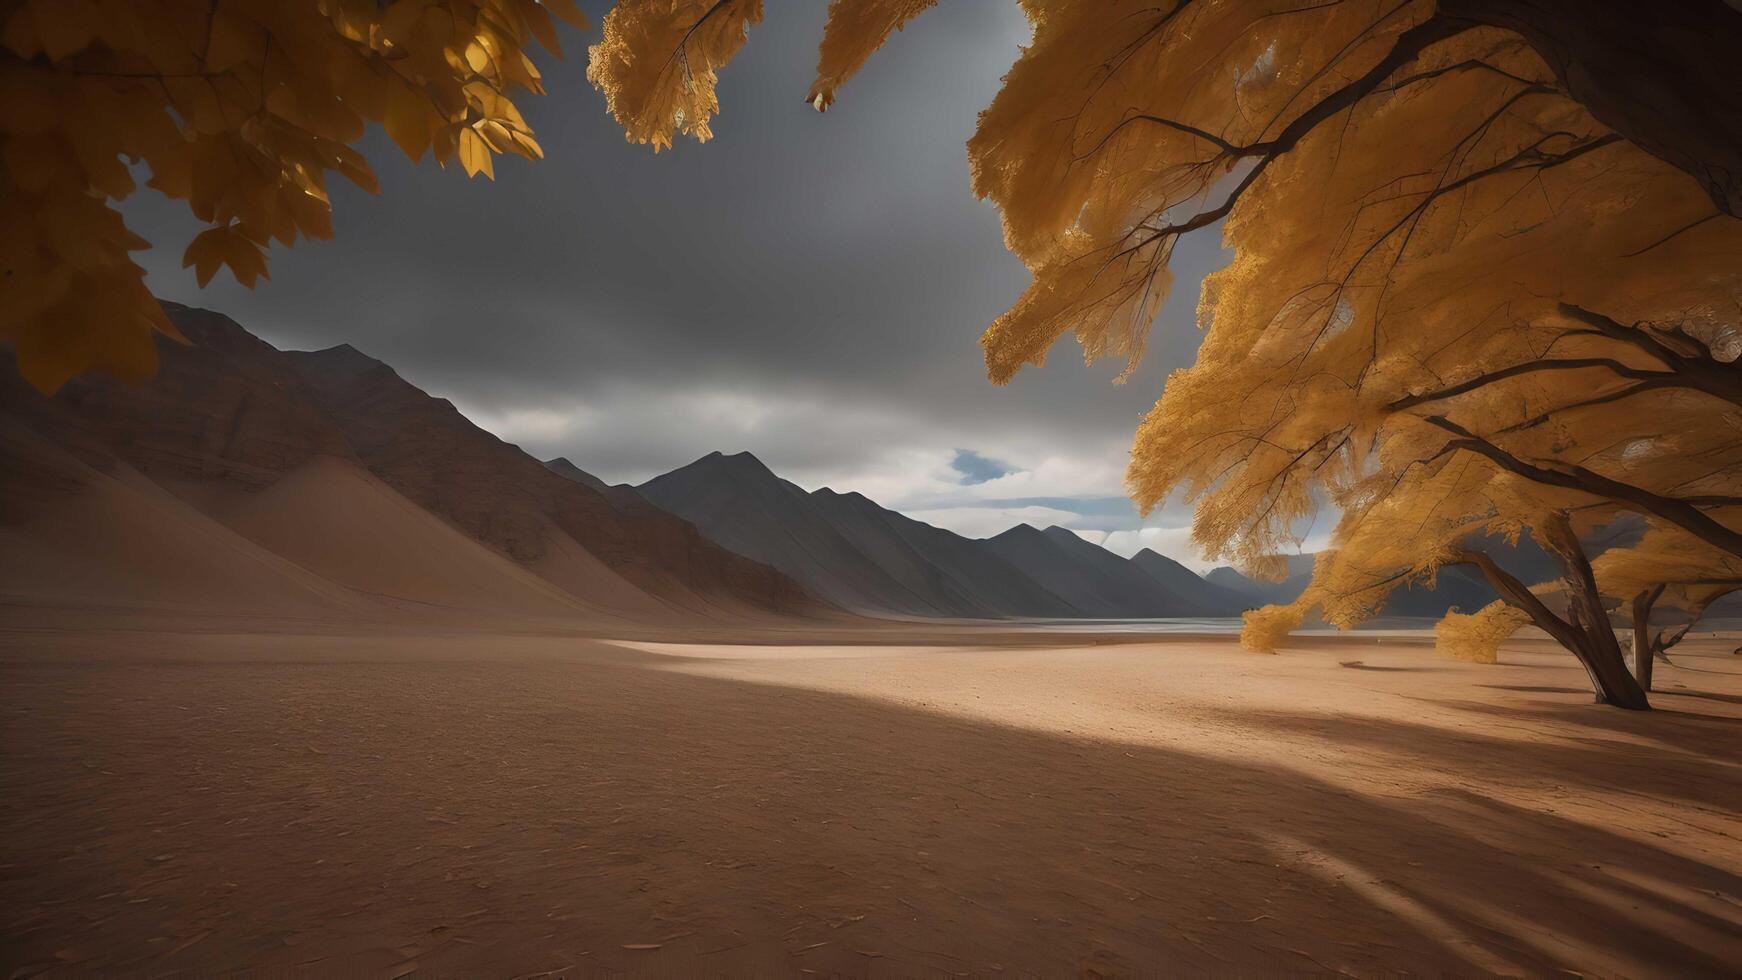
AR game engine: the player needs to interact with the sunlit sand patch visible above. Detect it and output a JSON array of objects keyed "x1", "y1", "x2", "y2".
[{"x1": 606, "y1": 640, "x2": 966, "y2": 660}]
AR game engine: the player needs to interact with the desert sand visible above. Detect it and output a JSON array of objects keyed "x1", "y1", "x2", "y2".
[{"x1": 2, "y1": 619, "x2": 1738, "y2": 977}]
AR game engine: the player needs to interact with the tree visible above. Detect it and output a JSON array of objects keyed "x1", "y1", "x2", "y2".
[
  {"x1": 1592, "y1": 529, "x2": 1742, "y2": 691},
  {"x1": 587, "y1": 0, "x2": 1742, "y2": 707},
  {"x1": 0, "y1": 0, "x2": 586, "y2": 393}
]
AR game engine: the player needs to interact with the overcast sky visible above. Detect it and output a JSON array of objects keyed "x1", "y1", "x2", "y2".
[{"x1": 125, "y1": 0, "x2": 1245, "y2": 568}]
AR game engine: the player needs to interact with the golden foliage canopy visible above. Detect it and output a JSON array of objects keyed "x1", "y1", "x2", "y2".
[
  {"x1": 586, "y1": 0, "x2": 762, "y2": 150},
  {"x1": 1434, "y1": 601, "x2": 1528, "y2": 665},
  {"x1": 1, "y1": 0, "x2": 585, "y2": 392},
  {"x1": 1239, "y1": 600, "x2": 1306, "y2": 655}
]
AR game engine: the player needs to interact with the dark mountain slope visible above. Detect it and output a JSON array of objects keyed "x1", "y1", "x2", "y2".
[
  {"x1": 806, "y1": 488, "x2": 1082, "y2": 618},
  {"x1": 981, "y1": 526, "x2": 1218, "y2": 618},
  {"x1": 285, "y1": 349, "x2": 818, "y2": 616},
  {"x1": 638, "y1": 453, "x2": 945, "y2": 615},
  {"x1": 1130, "y1": 549, "x2": 1253, "y2": 615},
  {"x1": 641, "y1": 453, "x2": 1257, "y2": 620}
]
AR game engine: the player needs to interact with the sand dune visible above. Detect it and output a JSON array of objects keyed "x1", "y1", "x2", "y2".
[
  {"x1": 193, "y1": 459, "x2": 607, "y2": 619},
  {"x1": 0, "y1": 421, "x2": 362, "y2": 619},
  {"x1": 1, "y1": 624, "x2": 1736, "y2": 976}
]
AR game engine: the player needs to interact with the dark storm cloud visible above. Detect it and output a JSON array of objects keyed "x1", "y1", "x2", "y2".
[{"x1": 123, "y1": 0, "x2": 1232, "y2": 560}]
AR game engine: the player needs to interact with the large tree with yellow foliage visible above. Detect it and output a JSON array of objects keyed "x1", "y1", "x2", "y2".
[
  {"x1": 586, "y1": 0, "x2": 1740, "y2": 708},
  {"x1": 1, "y1": 0, "x2": 585, "y2": 392}
]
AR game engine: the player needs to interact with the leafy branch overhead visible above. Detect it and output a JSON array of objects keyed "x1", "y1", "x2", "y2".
[{"x1": 0, "y1": 0, "x2": 585, "y2": 392}]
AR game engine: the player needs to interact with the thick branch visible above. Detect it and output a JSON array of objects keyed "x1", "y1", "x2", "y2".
[
  {"x1": 1438, "y1": 0, "x2": 1742, "y2": 216},
  {"x1": 1422, "y1": 415, "x2": 1742, "y2": 559},
  {"x1": 1388, "y1": 357, "x2": 1672, "y2": 411},
  {"x1": 1448, "y1": 547, "x2": 1579, "y2": 648},
  {"x1": 1497, "y1": 378, "x2": 1684, "y2": 434},
  {"x1": 1129, "y1": 15, "x2": 1477, "y2": 241},
  {"x1": 1558, "y1": 303, "x2": 1742, "y2": 409}
]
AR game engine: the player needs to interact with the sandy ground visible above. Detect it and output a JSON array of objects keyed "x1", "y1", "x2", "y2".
[{"x1": 2, "y1": 622, "x2": 1739, "y2": 977}]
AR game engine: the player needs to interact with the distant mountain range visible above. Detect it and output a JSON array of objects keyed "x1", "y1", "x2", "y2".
[
  {"x1": 1, "y1": 303, "x2": 1569, "y2": 626},
  {"x1": 0, "y1": 305, "x2": 820, "y2": 624},
  {"x1": 634, "y1": 451, "x2": 1239, "y2": 618},
  {"x1": 629, "y1": 450, "x2": 1554, "y2": 621}
]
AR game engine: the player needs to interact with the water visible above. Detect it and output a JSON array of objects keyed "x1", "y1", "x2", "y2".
[{"x1": 1007, "y1": 617, "x2": 1443, "y2": 636}]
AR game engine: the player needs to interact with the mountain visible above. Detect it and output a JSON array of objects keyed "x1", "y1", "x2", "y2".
[
  {"x1": 283, "y1": 335, "x2": 819, "y2": 617},
  {"x1": 0, "y1": 304, "x2": 821, "y2": 624},
  {"x1": 638, "y1": 452, "x2": 1248, "y2": 619},
  {"x1": 983, "y1": 526, "x2": 1247, "y2": 618},
  {"x1": 804, "y1": 487, "x2": 1085, "y2": 618},
  {"x1": 1130, "y1": 549, "x2": 1254, "y2": 614},
  {"x1": 636, "y1": 440, "x2": 1559, "y2": 622},
  {"x1": 543, "y1": 456, "x2": 647, "y2": 510},
  {"x1": 639, "y1": 451, "x2": 1013, "y2": 617},
  {"x1": 543, "y1": 456, "x2": 614, "y2": 495}
]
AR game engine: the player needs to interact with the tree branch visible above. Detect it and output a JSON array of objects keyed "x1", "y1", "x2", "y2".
[
  {"x1": 1422, "y1": 415, "x2": 1742, "y2": 559},
  {"x1": 1387, "y1": 357, "x2": 1673, "y2": 411},
  {"x1": 1448, "y1": 547, "x2": 1578, "y2": 648},
  {"x1": 1557, "y1": 303, "x2": 1742, "y2": 410}
]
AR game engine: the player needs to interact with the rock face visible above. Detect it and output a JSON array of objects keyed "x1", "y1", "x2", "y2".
[
  {"x1": 1129, "y1": 549, "x2": 1253, "y2": 615},
  {"x1": 2, "y1": 305, "x2": 356, "y2": 489},
  {"x1": 638, "y1": 452, "x2": 1252, "y2": 619},
  {"x1": 983, "y1": 525, "x2": 1247, "y2": 618},
  {"x1": 277, "y1": 325, "x2": 823, "y2": 615},
  {"x1": 0, "y1": 304, "x2": 822, "y2": 621},
  {"x1": 639, "y1": 452, "x2": 973, "y2": 617}
]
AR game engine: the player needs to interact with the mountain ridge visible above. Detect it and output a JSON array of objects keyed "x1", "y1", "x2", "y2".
[
  {"x1": 640, "y1": 452, "x2": 1251, "y2": 619},
  {"x1": 0, "y1": 304, "x2": 824, "y2": 624}
]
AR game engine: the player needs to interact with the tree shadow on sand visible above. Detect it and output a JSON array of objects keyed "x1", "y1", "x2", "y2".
[{"x1": 3, "y1": 652, "x2": 1739, "y2": 977}]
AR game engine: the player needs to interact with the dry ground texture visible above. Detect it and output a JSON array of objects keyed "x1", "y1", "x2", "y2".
[{"x1": 2, "y1": 620, "x2": 1739, "y2": 977}]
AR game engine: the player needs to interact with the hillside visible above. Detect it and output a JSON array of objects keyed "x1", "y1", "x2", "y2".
[{"x1": 0, "y1": 306, "x2": 821, "y2": 625}]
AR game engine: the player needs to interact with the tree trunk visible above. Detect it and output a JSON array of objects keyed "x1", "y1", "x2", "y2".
[
  {"x1": 1544, "y1": 517, "x2": 1651, "y2": 709},
  {"x1": 1439, "y1": 0, "x2": 1742, "y2": 217},
  {"x1": 1629, "y1": 587, "x2": 1663, "y2": 691},
  {"x1": 1559, "y1": 599, "x2": 1649, "y2": 709},
  {"x1": 1452, "y1": 526, "x2": 1652, "y2": 710}
]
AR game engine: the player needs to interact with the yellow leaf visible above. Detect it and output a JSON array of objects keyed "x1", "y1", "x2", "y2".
[
  {"x1": 182, "y1": 227, "x2": 228, "y2": 287},
  {"x1": 181, "y1": 225, "x2": 268, "y2": 288},
  {"x1": 477, "y1": 118, "x2": 515, "y2": 153},
  {"x1": 519, "y1": 0, "x2": 562, "y2": 57},
  {"x1": 509, "y1": 129, "x2": 543, "y2": 160},
  {"x1": 386, "y1": 81, "x2": 433, "y2": 161},
  {"x1": 378, "y1": 0, "x2": 423, "y2": 44},
  {"x1": 458, "y1": 125, "x2": 492, "y2": 179},
  {"x1": 464, "y1": 40, "x2": 491, "y2": 74},
  {"x1": 29, "y1": 0, "x2": 97, "y2": 62},
  {"x1": 540, "y1": 0, "x2": 589, "y2": 30},
  {"x1": 203, "y1": 6, "x2": 261, "y2": 74}
]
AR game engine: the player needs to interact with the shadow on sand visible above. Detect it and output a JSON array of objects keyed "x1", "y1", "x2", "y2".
[{"x1": 1, "y1": 648, "x2": 1738, "y2": 977}]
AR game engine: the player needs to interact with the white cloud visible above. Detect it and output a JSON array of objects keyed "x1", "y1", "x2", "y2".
[
  {"x1": 904, "y1": 505, "x2": 1085, "y2": 540},
  {"x1": 456, "y1": 402, "x2": 604, "y2": 444}
]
